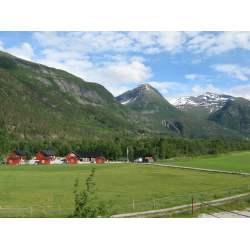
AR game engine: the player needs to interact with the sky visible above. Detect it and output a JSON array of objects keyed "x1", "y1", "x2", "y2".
[{"x1": 1, "y1": 31, "x2": 250, "y2": 101}]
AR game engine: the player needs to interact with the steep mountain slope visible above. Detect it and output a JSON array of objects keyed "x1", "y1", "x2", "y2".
[
  {"x1": 170, "y1": 92, "x2": 236, "y2": 118},
  {"x1": 0, "y1": 51, "x2": 180, "y2": 140},
  {"x1": 116, "y1": 84, "x2": 245, "y2": 140},
  {"x1": 207, "y1": 97, "x2": 250, "y2": 136}
]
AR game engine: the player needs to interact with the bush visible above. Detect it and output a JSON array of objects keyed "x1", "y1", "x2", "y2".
[{"x1": 72, "y1": 168, "x2": 113, "y2": 218}]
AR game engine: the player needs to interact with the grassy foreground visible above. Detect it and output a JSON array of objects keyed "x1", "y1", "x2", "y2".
[{"x1": 0, "y1": 158, "x2": 250, "y2": 217}]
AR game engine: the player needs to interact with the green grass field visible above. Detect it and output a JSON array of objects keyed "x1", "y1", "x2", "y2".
[
  {"x1": 1, "y1": 153, "x2": 250, "y2": 217},
  {"x1": 159, "y1": 151, "x2": 250, "y2": 173}
]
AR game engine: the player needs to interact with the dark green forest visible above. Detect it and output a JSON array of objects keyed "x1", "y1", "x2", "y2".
[{"x1": 1, "y1": 128, "x2": 250, "y2": 162}]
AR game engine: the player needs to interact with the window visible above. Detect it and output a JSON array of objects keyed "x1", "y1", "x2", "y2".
[
  {"x1": 42, "y1": 160, "x2": 45, "y2": 163},
  {"x1": 99, "y1": 160, "x2": 101, "y2": 163},
  {"x1": 71, "y1": 159, "x2": 74, "y2": 162},
  {"x1": 10, "y1": 160, "x2": 12, "y2": 163}
]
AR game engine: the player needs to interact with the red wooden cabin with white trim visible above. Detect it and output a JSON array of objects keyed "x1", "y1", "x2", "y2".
[
  {"x1": 66, "y1": 152, "x2": 79, "y2": 164},
  {"x1": 36, "y1": 150, "x2": 56, "y2": 160},
  {"x1": 9, "y1": 149, "x2": 27, "y2": 160},
  {"x1": 96, "y1": 157, "x2": 105, "y2": 164},
  {"x1": 7, "y1": 155, "x2": 22, "y2": 165},
  {"x1": 39, "y1": 157, "x2": 51, "y2": 165}
]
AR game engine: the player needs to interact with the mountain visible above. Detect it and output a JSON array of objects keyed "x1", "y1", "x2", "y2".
[
  {"x1": 170, "y1": 92, "x2": 236, "y2": 118},
  {"x1": 207, "y1": 97, "x2": 250, "y2": 136},
  {"x1": 116, "y1": 83, "x2": 177, "y2": 116},
  {"x1": 116, "y1": 84, "x2": 245, "y2": 140},
  {"x1": 0, "y1": 51, "x2": 180, "y2": 140}
]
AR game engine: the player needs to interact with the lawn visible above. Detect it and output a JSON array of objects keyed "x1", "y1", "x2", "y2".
[
  {"x1": 0, "y1": 161, "x2": 250, "y2": 217},
  {"x1": 158, "y1": 151, "x2": 250, "y2": 173}
]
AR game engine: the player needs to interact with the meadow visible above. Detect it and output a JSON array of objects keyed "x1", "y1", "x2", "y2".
[
  {"x1": 1, "y1": 152, "x2": 250, "y2": 217},
  {"x1": 159, "y1": 151, "x2": 250, "y2": 173}
]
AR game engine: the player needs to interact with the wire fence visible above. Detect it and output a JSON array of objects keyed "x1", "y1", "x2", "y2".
[
  {"x1": 0, "y1": 205, "x2": 74, "y2": 218},
  {"x1": 1, "y1": 185, "x2": 250, "y2": 217},
  {"x1": 200, "y1": 202, "x2": 250, "y2": 218},
  {"x1": 110, "y1": 185, "x2": 250, "y2": 214}
]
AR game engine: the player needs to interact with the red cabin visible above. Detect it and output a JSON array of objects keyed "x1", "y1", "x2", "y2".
[
  {"x1": 36, "y1": 150, "x2": 56, "y2": 160},
  {"x1": 66, "y1": 152, "x2": 79, "y2": 164},
  {"x1": 7, "y1": 155, "x2": 22, "y2": 165},
  {"x1": 68, "y1": 156, "x2": 79, "y2": 164},
  {"x1": 39, "y1": 157, "x2": 51, "y2": 165},
  {"x1": 96, "y1": 157, "x2": 105, "y2": 164},
  {"x1": 10, "y1": 149, "x2": 27, "y2": 160}
]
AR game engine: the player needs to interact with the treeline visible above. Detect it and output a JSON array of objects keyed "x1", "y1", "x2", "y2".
[{"x1": 1, "y1": 135, "x2": 250, "y2": 161}]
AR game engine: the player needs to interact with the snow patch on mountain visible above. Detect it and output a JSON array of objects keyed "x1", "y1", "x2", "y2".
[{"x1": 170, "y1": 92, "x2": 236, "y2": 111}]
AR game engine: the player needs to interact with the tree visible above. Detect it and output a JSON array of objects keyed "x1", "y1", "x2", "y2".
[
  {"x1": 24, "y1": 151, "x2": 32, "y2": 164},
  {"x1": 72, "y1": 168, "x2": 113, "y2": 218},
  {"x1": 0, "y1": 136, "x2": 11, "y2": 161}
]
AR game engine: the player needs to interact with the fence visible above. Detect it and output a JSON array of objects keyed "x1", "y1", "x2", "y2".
[
  {"x1": 0, "y1": 205, "x2": 74, "y2": 218},
  {"x1": 1, "y1": 185, "x2": 250, "y2": 217},
  {"x1": 109, "y1": 185, "x2": 250, "y2": 215},
  {"x1": 200, "y1": 202, "x2": 250, "y2": 218}
]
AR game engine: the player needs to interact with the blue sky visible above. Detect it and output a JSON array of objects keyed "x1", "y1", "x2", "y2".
[{"x1": 1, "y1": 31, "x2": 250, "y2": 101}]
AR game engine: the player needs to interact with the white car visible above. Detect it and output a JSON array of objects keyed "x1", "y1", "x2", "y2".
[{"x1": 134, "y1": 158, "x2": 142, "y2": 163}]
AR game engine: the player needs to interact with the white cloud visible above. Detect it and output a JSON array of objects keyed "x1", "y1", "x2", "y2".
[
  {"x1": 185, "y1": 74, "x2": 198, "y2": 80},
  {"x1": 0, "y1": 41, "x2": 4, "y2": 51},
  {"x1": 192, "y1": 84, "x2": 203, "y2": 93},
  {"x1": 33, "y1": 31, "x2": 187, "y2": 55},
  {"x1": 157, "y1": 31, "x2": 186, "y2": 52},
  {"x1": 84, "y1": 61, "x2": 152, "y2": 86},
  {"x1": 33, "y1": 31, "x2": 66, "y2": 46},
  {"x1": 184, "y1": 31, "x2": 201, "y2": 38},
  {"x1": 187, "y1": 31, "x2": 250, "y2": 56},
  {"x1": 128, "y1": 32, "x2": 157, "y2": 47},
  {"x1": 160, "y1": 89, "x2": 168, "y2": 94},
  {"x1": 144, "y1": 47, "x2": 161, "y2": 54},
  {"x1": 235, "y1": 70, "x2": 248, "y2": 81},
  {"x1": 212, "y1": 64, "x2": 249, "y2": 81},
  {"x1": 192, "y1": 84, "x2": 220, "y2": 93},
  {"x1": 147, "y1": 81, "x2": 187, "y2": 93},
  {"x1": 130, "y1": 56, "x2": 145, "y2": 63},
  {"x1": 6, "y1": 43, "x2": 35, "y2": 61}
]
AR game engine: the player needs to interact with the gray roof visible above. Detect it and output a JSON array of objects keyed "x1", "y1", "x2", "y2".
[
  {"x1": 42, "y1": 150, "x2": 56, "y2": 156},
  {"x1": 16, "y1": 149, "x2": 27, "y2": 156}
]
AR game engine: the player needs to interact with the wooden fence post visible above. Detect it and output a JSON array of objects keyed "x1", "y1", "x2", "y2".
[
  {"x1": 173, "y1": 196, "x2": 175, "y2": 204},
  {"x1": 153, "y1": 199, "x2": 155, "y2": 209}
]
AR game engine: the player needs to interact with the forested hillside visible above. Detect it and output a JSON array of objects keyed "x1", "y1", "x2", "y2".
[
  {"x1": 116, "y1": 84, "x2": 245, "y2": 140},
  {"x1": 208, "y1": 97, "x2": 250, "y2": 137},
  {"x1": 0, "y1": 51, "x2": 180, "y2": 140}
]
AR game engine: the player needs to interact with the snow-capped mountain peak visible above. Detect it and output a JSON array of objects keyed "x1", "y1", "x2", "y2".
[{"x1": 169, "y1": 92, "x2": 236, "y2": 112}]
